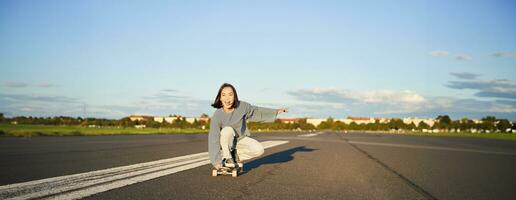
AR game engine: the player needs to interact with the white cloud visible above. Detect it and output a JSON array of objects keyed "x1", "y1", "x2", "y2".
[
  {"x1": 446, "y1": 79, "x2": 516, "y2": 99},
  {"x1": 288, "y1": 87, "x2": 516, "y2": 119},
  {"x1": 430, "y1": 50, "x2": 449, "y2": 57},
  {"x1": 493, "y1": 51, "x2": 516, "y2": 59},
  {"x1": 455, "y1": 54, "x2": 472, "y2": 60},
  {"x1": 3, "y1": 82, "x2": 27, "y2": 88},
  {"x1": 289, "y1": 88, "x2": 426, "y2": 105},
  {"x1": 450, "y1": 72, "x2": 479, "y2": 80},
  {"x1": 37, "y1": 83, "x2": 55, "y2": 88},
  {"x1": 429, "y1": 50, "x2": 472, "y2": 61}
]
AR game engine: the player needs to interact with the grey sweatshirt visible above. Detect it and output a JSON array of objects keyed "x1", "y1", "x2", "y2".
[{"x1": 208, "y1": 101, "x2": 278, "y2": 166}]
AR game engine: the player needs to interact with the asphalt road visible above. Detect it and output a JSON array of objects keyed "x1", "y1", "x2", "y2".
[{"x1": 1, "y1": 132, "x2": 516, "y2": 200}]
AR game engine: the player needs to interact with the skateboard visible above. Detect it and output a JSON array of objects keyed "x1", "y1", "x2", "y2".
[
  {"x1": 211, "y1": 162, "x2": 244, "y2": 177},
  {"x1": 212, "y1": 147, "x2": 243, "y2": 177}
]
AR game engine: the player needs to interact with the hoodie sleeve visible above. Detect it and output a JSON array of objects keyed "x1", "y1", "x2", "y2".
[
  {"x1": 208, "y1": 115, "x2": 222, "y2": 166},
  {"x1": 245, "y1": 104, "x2": 278, "y2": 123}
]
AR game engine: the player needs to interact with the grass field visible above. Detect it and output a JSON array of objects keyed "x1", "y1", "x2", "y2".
[
  {"x1": 1, "y1": 124, "x2": 515, "y2": 141},
  {"x1": 0, "y1": 124, "x2": 207, "y2": 137}
]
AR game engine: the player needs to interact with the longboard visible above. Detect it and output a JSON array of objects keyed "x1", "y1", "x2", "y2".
[{"x1": 212, "y1": 163, "x2": 243, "y2": 177}]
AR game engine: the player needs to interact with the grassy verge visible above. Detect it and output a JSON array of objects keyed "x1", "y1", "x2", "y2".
[
  {"x1": 1, "y1": 124, "x2": 515, "y2": 141},
  {"x1": 0, "y1": 124, "x2": 207, "y2": 137}
]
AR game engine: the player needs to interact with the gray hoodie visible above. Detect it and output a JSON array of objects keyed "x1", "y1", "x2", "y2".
[{"x1": 208, "y1": 101, "x2": 277, "y2": 166}]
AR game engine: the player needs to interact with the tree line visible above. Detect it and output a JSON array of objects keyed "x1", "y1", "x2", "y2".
[
  {"x1": 0, "y1": 113, "x2": 514, "y2": 133},
  {"x1": 311, "y1": 115, "x2": 514, "y2": 133},
  {"x1": 0, "y1": 113, "x2": 208, "y2": 129}
]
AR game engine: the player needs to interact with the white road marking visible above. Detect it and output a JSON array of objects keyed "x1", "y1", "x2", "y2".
[
  {"x1": 0, "y1": 140, "x2": 289, "y2": 200},
  {"x1": 348, "y1": 141, "x2": 516, "y2": 156},
  {"x1": 298, "y1": 132, "x2": 324, "y2": 137},
  {"x1": 260, "y1": 140, "x2": 290, "y2": 148}
]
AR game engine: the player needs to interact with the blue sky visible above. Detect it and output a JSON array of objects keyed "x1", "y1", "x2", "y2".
[{"x1": 1, "y1": 0, "x2": 515, "y2": 120}]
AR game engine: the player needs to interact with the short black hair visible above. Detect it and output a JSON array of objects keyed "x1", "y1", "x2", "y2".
[{"x1": 211, "y1": 83, "x2": 240, "y2": 109}]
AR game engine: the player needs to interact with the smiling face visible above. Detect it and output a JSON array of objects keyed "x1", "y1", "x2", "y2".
[{"x1": 220, "y1": 86, "x2": 235, "y2": 110}]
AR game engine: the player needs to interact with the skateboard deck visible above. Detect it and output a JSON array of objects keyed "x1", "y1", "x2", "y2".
[{"x1": 212, "y1": 163, "x2": 243, "y2": 177}]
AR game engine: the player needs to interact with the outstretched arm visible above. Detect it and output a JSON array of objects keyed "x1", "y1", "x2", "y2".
[
  {"x1": 246, "y1": 104, "x2": 288, "y2": 123},
  {"x1": 276, "y1": 108, "x2": 289, "y2": 114}
]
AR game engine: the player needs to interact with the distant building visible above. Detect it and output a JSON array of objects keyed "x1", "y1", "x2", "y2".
[
  {"x1": 347, "y1": 117, "x2": 375, "y2": 124},
  {"x1": 129, "y1": 115, "x2": 152, "y2": 122},
  {"x1": 153, "y1": 116, "x2": 176, "y2": 123},
  {"x1": 374, "y1": 118, "x2": 390, "y2": 123},
  {"x1": 278, "y1": 118, "x2": 304, "y2": 124},
  {"x1": 134, "y1": 125, "x2": 146, "y2": 129},
  {"x1": 154, "y1": 114, "x2": 210, "y2": 124},
  {"x1": 306, "y1": 118, "x2": 326, "y2": 127},
  {"x1": 402, "y1": 117, "x2": 435, "y2": 127}
]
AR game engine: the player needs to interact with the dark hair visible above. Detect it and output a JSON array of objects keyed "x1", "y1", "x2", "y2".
[{"x1": 211, "y1": 83, "x2": 239, "y2": 109}]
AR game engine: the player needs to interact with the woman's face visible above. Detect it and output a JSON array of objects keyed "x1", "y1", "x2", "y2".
[{"x1": 220, "y1": 86, "x2": 235, "y2": 109}]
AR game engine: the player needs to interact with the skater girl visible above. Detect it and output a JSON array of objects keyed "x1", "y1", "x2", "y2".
[{"x1": 208, "y1": 83, "x2": 288, "y2": 169}]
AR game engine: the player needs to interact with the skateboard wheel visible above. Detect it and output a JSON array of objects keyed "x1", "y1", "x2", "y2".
[
  {"x1": 231, "y1": 169, "x2": 237, "y2": 177},
  {"x1": 212, "y1": 169, "x2": 218, "y2": 177}
]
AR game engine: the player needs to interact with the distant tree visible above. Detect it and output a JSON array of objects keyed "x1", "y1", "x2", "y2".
[
  {"x1": 480, "y1": 116, "x2": 497, "y2": 132},
  {"x1": 437, "y1": 115, "x2": 451, "y2": 123},
  {"x1": 0, "y1": 113, "x2": 5, "y2": 123},
  {"x1": 387, "y1": 118, "x2": 405, "y2": 130},
  {"x1": 348, "y1": 122, "x2": 358, "y2": 130},
  {"x1": 317, "y1": 117, "x2": 334, "y2": 130},
  {"x1": 482, "y1": 116, "x2": 497, "y2": 122},
  {"x1": 417, "y1": 121, "x2": 430, "y2": 130},
  {"x1": 496, "y1": 119, "x2": 511, "y2": 133},
  {"x1": 172, "y1": 117, "x2": 190, "y2": 129},
  {"x1": 148, "y1": 120, "x2": 161, "y2": 128},
  {"x1": 435, "y1": 115, "x2": 452, "y2": 130},
  {"x1": 407, "y1": 122, "x2": 417, "y2": 130},
  {"x1": 459, "y1": 118, "x2": 474, "y2": 131},
  {"x1": 450, "y1": 120, "x2": 461, "y2": 131},
  {"x1": 297, "y1": 118, "x2": 315, "y2": 130}
]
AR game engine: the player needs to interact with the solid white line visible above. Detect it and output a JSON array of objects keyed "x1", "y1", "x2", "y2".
[
  {"x1": 0, "y1": 140, "x2": 289, "y2": 200},
  {"x1": 0, "y1": 152, "x2": 209, "y2": 191},
  {"x1": 47, "y1": 160, "x2": 212, "y2": 200},
  {"x1": 261, "y1": 140, "x2": 290, "y2": 148},
  {"x1": 298, "y1": 132, "x2": 324, "y2": 137},
  {"x1": 348, "y1": 141, "x2": 516, "y2": 155},
  {"x1": 10, "y1": 157, "x2": 208, "y2": 200}
]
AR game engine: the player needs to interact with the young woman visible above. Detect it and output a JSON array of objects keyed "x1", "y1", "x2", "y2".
[{"x1": 208, "y1": 83, "x2": 288, "y2": 169}]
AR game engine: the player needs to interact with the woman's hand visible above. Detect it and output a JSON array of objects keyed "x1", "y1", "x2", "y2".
[
  {"x1": 277, "y1": 108, "x2": 288, "y2": 114},
  {"x1": 214, "y1": 163, "x2": 222, "y2": 170}
]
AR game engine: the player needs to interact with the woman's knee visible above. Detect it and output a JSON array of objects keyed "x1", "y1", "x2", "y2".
[
  {"x1": 250, "y1": 143, "x2": 264, "y2": 157},
  {"x1": 220, "y1": 127, "x2": 235, "y2": 137}
]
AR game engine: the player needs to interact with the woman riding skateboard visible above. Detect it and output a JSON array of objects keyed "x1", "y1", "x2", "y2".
[{"x1": 208, "y1": 83, "x2": 288, "y2": 171}]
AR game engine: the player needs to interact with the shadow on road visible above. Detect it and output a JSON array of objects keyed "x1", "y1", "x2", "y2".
[{"x1": 243, "y1": 146, "x2": 317, "y2": 173}]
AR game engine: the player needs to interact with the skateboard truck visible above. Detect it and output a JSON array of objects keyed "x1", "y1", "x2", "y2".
[{"x1": 212, "y1": 148, "x2": 243, "y2": 177}]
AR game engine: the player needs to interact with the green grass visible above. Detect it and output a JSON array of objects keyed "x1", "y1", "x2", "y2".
[
  {"x1": 1, "y1": 124, "x2": 515, "y2": 141},
  {"x1": 0, "y1": 124, "x2": 207, "y2": 137}
]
